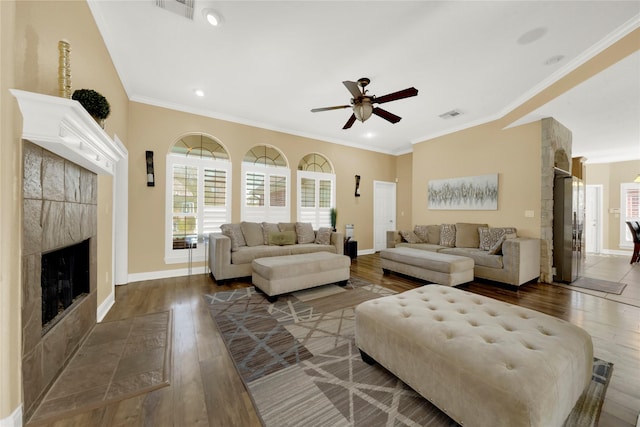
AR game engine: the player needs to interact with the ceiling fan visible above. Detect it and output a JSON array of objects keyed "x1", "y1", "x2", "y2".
[{"x1": 311, "y1": 78, "x2": 418, "y2": 129}]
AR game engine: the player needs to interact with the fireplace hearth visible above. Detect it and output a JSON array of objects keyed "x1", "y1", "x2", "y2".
[{"x1": 41, "y1": 239, "x2": 90, "y2": 332}]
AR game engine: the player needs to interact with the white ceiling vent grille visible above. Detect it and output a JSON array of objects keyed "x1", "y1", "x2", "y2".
[
  {"x1": 155, "y1": 0, "x2": 194, "y2": 20},
  {"x1": 439, "y1": 109, "x2": 463, "y2": 119}
]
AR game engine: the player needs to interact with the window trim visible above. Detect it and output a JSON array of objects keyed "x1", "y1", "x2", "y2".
[
  {"x1": 165, "y1": 153, "x2": 232, "y2": 264},
  {"x1": 296, "y1": 170, "x2": 336, "y2": 229},
  {"x1": 619, "y1": 182, "x2": 640, "y2": 248},
  {"x1": 241, "y1": 163, "x2": 291, "y2": 223}
]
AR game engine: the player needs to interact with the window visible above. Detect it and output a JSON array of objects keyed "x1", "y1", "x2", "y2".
[
  {"x1": 242, "y1": 145, "x2": 290, "y2": 223},
  {"x1": 620, "y1": 182, "x2": 640, "y2": 248},
  {"x1": 297, "y1": 153, "x2": 335, "y2": 228},
  {"x1": 166, "y1": 134, "x2": 231, "y2": 263}
]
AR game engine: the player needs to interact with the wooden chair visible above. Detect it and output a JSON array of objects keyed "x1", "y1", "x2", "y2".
[{"x1": 625, "y1": 221, "x2": 640, "y2": 264}]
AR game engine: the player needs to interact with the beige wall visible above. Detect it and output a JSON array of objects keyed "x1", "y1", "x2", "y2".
[
  {"x1": 586, "y1": 160, "x2": 640, "y2": 251},
  {"x1": 395, "y1": 153, "x2": 413, "y2": 230},
  {"x1": 1, "y1": 0, "x2": 22, "y2": 419},
  {"x1": 127, "y1": 102, "x2": 398, "y2": 274},
  {"x1": 411, "y1": 120, "x2": 542, "y2": 238},
  {"x1": 1, "y1": 0, "x2": 128, "y2": 419}
]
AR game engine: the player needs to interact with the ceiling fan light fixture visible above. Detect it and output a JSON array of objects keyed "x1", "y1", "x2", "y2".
[
  {"x1": 353, "y1": 99, "x2": 373, "y2": 122},
  {"x1": 202, "y1": 8, "x2": 223, "y2": 26}
]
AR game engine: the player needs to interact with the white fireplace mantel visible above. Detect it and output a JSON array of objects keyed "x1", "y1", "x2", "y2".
[{"x1": 11, "y1": 89, "x2": 126, "y2": 175}]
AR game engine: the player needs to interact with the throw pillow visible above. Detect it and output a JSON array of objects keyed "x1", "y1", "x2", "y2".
[
  {"x1": 269, "y1": 231, "x2": 296, "y2": 246},
  {"x1": 240, "y1": 221, "x2": 264, "y2": 247},
  {"x1": 439, "y1": 224, "x2": 456, "y2": 247},
  {"x1": 400, "y1": 230, "x2": 422, "y2": 243},
  {"x1": 220, "y1": 223, "x2": 246, "y2": 252},
  {"x1": 488, "y1": 233, "x2": 517, "y2": 255},
  {"x1": 295, "y1": 222, "x2": 316, "y2": 244},
  {"x1": 413, "y1": 225, "x2": 429, "y2": 243},
  {"x1": 315, "y1": 227, "x2": 332, "y2": 245},
  {"x1": 479, "y1": 227, "x2": 518, "y2": 251},
  {"x1": 478, "y1": 227, "x2": 492, "y2": 251},
  {"x1": 455, "y1": 223, "x2": 488, "y2": 248},
  {"x1": 426, "y1": 225, "x2": 441, "y2": 244},
  {"x1": 278, "y1": 223, "x2": 297, "y2": 242},
  {"x1": 261, "y1": 222, "x2": 279, "y2": 245}
]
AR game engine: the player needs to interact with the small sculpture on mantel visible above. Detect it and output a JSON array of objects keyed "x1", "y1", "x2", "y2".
[{"x1": 72, "y1": 89, "x2": 111, "y2": 128}]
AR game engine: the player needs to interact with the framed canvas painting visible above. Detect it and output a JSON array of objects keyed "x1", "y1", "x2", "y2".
[{"x1": 428, "y1": 174, "x2": 498, "y2": 210}]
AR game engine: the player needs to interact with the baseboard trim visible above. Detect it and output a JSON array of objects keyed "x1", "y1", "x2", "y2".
[
  {"x1": 128, "y1": 266, "x2": 208, "y2": 284},
  {"x1": 598, "y1": 249, "x2": 633, "y2": 256},
  {"x1": 97, "y1": 291, "x2": 115, "y2": 322},
  {"x1": 0, "y1": 405, "x2": 22, "y2": 427}
]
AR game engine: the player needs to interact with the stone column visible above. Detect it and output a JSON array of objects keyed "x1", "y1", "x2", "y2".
[{"x1": 540, "y1": 118, "x2": 572, "y2": 283}]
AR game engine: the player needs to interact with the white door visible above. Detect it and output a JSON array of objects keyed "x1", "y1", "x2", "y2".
[
  {"x1": 585, "y1": 185, "x2": 602, "y2": 253},
  {"x1": 374, "y1": 181, "x2": 396, "y2": 251}
]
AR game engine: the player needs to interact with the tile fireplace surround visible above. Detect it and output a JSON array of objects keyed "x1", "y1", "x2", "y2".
[{"x1": 21, "y1": 141, "x2": 98, "y2": 419}]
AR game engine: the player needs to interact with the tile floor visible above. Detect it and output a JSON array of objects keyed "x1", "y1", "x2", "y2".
[
  {"x1": 28, "y1": 311, "x2": 172, "y2": 425},
  {"x1": 555, "y1": 253, "x2": 640, "y2": 308}
]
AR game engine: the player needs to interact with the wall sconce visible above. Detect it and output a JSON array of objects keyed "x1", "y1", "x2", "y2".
[
  {"x1": 146, "y1": 151, "x2": 155, "y2": 187},
  {"x1": 355, "y1": 175, "x2": 361, "y2": 197}
]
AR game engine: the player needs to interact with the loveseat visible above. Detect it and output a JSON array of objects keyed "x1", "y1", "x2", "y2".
[
  {"x1": 387, "y1": 223, "x2": 540, "y2": 286},
  {"x1": 209, "y1": 221, "x2": 344, "y2": 282}
]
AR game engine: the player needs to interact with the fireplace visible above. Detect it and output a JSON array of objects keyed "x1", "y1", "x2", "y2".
[
  {"x1": 13, "y1": 90, "x2": 125, "y2": 422},
  {"x1": 41, "y1": 239, "x2": 90, "y2": 332},
  {"x1": 21, "y1": 141, "x2": 98, "y2": 419}
]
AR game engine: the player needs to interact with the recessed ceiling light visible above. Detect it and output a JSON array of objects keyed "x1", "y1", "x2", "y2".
[
  {"x1": 202, "y1": 8, "x2": 223, "y2": 27},
  {"x1": 364, "y1": 132, "x2": 375, "y2": 138},
  {"x1": 194, "y1": 89, "x2": 205, "y2": 97},
  {"x1": 544, "y1": 55, "x2": 565, "y2": 65},
  {"x1": 517, "y1": 27, "x2": 547, "y2": 45}
]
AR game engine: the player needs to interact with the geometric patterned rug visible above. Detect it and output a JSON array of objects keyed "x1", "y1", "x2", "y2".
[{"x1": 204, "y1": 278, "x2": 613, "y2": 427}]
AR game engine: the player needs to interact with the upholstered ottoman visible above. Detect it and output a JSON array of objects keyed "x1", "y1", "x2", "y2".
[
  {"x1": 252, "y1": 252, "x2": 351, "y2": 302},
  {"x1": 380, "y1": 247, "x2": 474, "y2": 286},
  {"x1": 355, "y1": 285, "x2": 593, "y2": 427}
]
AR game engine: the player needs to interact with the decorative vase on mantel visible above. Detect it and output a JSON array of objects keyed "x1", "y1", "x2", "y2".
[{"x1": 71, "y1": 89, "x2": 110, "y2": 129}]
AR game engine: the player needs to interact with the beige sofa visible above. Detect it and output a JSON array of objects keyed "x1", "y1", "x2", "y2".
[
  {"x1": 387, "y1": 223, "x2": 540, "y2": 286},
  {"x1": 209, "y1": 221, "x2": 344, "y2": 282}
]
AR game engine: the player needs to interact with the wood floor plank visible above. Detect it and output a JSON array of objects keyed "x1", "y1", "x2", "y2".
[{"x1": 28, "y1": 253, "x2": 639, "y2": 427}]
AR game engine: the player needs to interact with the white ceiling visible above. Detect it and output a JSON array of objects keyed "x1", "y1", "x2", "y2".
[{"x1": 88, "y1": 1, "x2": 640, "y2": 163}]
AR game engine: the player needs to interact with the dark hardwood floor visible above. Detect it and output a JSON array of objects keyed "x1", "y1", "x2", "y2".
[{"x1": 29, "y1": 253, "x2": 640, "y2": 427}]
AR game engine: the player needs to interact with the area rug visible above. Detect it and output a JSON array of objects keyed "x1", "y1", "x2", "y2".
[
  {"x1": 28, "y1": 310, "x2": 173, "y2": 426},
  {"x1": 568, "y1": 276, "x2": 627, "y2": 295},
  {"x1": 204, "y1": 279, "x2": 613, "y2": 427}
]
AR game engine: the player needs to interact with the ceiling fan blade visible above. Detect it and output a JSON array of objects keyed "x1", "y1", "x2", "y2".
[
  {"x1": 343, "y1": 81, "x2": 362, "y2": 99},
  {"x1": 373, "y1": 87, "x2": 418, "y2": 104},
  {"x1": 311, "y1": 105, "x2": 351, "y2": 112},
  {"x1": 372, "y1": 107, "x2": 402, "y2": 124},
  {"x1": 342, "y1": 113, "x2": 357, "y2": 129}
]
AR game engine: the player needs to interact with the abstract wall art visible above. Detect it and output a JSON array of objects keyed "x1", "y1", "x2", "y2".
[{"x1": 428, "y1": 174, "x2": 498, "y2": 210}]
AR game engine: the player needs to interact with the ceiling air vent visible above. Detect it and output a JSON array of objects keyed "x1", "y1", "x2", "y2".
[
  {"x1": 155, "y1": 0, "x2": 194, "y2": 20},
  {"x1": 439, "y1": 109, "x2": 462, "y2": 119}
]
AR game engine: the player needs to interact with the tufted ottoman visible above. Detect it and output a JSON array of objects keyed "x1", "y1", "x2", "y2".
[
  {"x1": 355, "y1": 285, "x2": 593, "y2": 427},
  {"x1": 252, "y1": 252, "x2": 351, "y2": 302}
]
